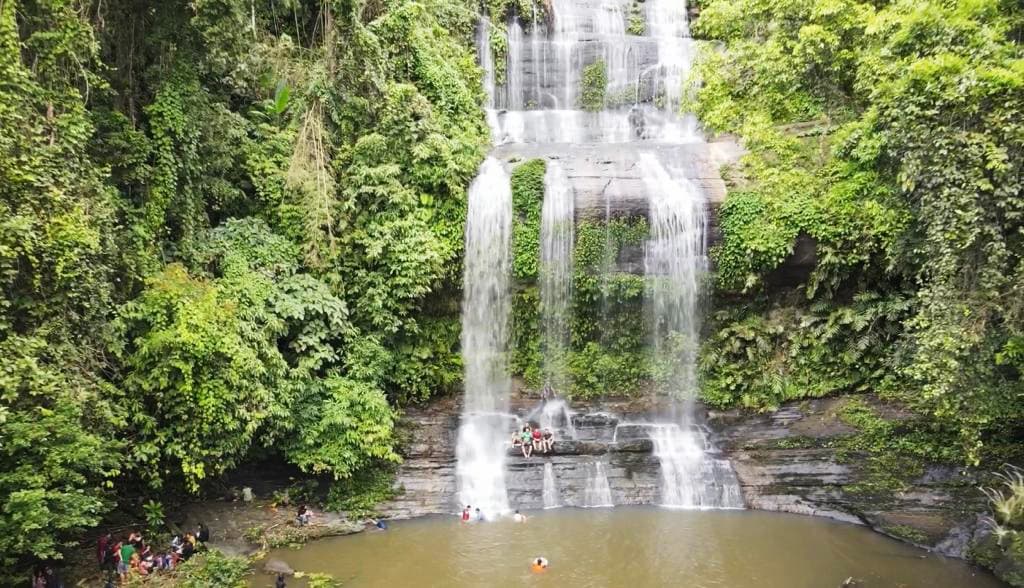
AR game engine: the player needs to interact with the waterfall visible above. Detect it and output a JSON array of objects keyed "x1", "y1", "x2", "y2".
[
  {"x1": 506, "y1": 20, "x2": 525, "y2": 110},
  {"x1": 476, "y1": 18, "x2": 501, "y2": 140},
  {"x1": 651, "y1": 424, "x2": 744, "y2": 509},
  {"x1": 455, "y1": 157, "x2": 513, "y2": 518},
  {"x1": 584, "y1": 462, "x2": 614, "y2": 507},
  {"x1": 526, "y1": 397, "x2": 577, "y2": 439},
  {"x1": 644, "y1": 0, "x2": 699, "y2": 141},
  {"x1": 640, "y1": 135, "x2": 742, "y2": 510},
  {"x1": 540, "y1": 160, "x2": 574, "y2": 388},
  {"x1": 543, "y1": 463, "x2": 562, "y2": 509},
  {"x1": 466, "y1": 0, "x2": 743, "y2": 512},
  {"x1": 641, "y1": 151, "x2": 706, "y2": 407}
]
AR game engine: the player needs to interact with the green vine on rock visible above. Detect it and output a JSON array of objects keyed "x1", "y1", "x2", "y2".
[
  {"x1": 510, "y1": 158, "x2": 546, "y2": 279},
  {"x1": 579, "y1": 60, "x2": 608, "y2": 111},
  {"x1": 627, "y1": 2, "x2": 645, "y2": 36}
]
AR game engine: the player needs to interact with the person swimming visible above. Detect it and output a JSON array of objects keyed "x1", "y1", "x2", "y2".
[
  {"x1": 531, "y1": 557, "x2": 548, "y2": 573},
  {"x1": 513, "y1": 510, "x2": 526, "y2": 523}
]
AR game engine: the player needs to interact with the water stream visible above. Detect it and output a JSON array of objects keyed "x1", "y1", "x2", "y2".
[
  {"x1": 539, "y1": 160, "x2": 574, "y2": 389},
  {"x1": 464, "y1": 0, "x2": 741, "y2": 512},
  {"x1": 455, "y1": 157, "x2": 514, "y2": 518},
  {"x1": 542, "y1": 462, "x2": 561, "y2": 509},
  {"x1": 583, "y1": 462, "x2": 615, "y2": 507}
]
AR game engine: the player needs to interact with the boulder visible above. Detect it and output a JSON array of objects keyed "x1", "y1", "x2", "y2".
[{"x1": 263, "y1": 558, "x2": 294, "y2": 576}]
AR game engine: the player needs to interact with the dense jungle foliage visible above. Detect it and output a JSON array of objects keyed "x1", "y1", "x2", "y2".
[
  {"x1": 0, "y1": 0, "x2": 493, "y2": 578},
  {"x1": 691, "y1": 0, "x2": 1024, "y2": 467}
]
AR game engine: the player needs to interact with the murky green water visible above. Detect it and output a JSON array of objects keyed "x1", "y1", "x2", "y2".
[{"x1": 253, "y1": 508, "x2": 1001, "y2": 588}]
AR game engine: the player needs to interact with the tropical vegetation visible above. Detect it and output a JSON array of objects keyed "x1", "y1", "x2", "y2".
[
  {"x1": 0, "y1": 0, "x2": 489, "y2": 579},
  {"x1": 691, "y1": 0, "x2": 1024, "y2": 468}
]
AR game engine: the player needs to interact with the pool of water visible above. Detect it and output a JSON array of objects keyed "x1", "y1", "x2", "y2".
[{"x1": 253, "y1": 508, "x2": 1001, "y2": 588}]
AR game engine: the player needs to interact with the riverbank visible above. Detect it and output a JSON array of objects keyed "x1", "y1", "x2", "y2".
[{"x1": 67, "y1": 392, "x2": 1011, "y2": 586}]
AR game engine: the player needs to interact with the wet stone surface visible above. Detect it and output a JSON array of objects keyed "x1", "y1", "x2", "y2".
[{"x1": 378, "y1": 394, "x2": 992, "y2": 560}]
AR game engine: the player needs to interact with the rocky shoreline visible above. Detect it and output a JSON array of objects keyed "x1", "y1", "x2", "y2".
[{"x1": 160, "y1": 392, "x2": 1002, "y2": 586}]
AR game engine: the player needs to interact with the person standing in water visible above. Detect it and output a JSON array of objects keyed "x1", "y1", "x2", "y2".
[
  {"x1": 461, "y1": 505, "x2": 471, "y2": 522},
  {"x1": 475, "y1": 507, "x2": 483, "y2": 521},
  {"x1": 513, "y1": 510, "x2": 527, "y2": 523},
  {"x1": 531, "y1": 557, "x2": 548, "y2": 573}
]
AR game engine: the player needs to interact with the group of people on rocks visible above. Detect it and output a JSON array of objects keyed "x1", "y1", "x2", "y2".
[
  {"x1": 512, "y1": 382, "x2": 560, "y2": 458},
  {"x1": 513, "y1": 424, "x2": 555, "y2": 458},
  {"x1": 95, "y1": 523, "x2": 210, "y2": 583}
]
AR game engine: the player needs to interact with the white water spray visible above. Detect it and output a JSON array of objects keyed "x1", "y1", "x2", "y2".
[
  {"x1": 465, "y1": 0, "x2": 743, "y2": 512},
  {"x1": 584, "y1": 462, "x2": 614, "y2": 507},
  {"x1": 543, "y1": 463, "x2": 562, "y2": 509},
  {"x1": 455, "y1": 157, "x2": 513, "y2": 518},
  {"x1": 540, "y1": 160, "x2": 574, "y2": 388}
]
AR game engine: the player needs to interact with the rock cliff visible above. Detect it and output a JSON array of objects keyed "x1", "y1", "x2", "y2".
[{"x1": 378, "y1": 394, "x2": 989, "y2": 560}]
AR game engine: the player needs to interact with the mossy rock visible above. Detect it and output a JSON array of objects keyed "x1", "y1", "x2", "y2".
[
  {"x1": 996, "y1": 552, "x2": 1024, "y2": 587},
  {"x1": 970, "y1": 534, "x2": 1003, "y2": 568}
]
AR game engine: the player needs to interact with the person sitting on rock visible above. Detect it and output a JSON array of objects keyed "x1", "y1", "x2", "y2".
[
  {"x1": 520, "y1": 426, "x2": 533, "y2": 458},
  {"x1": 511, "y1": 430, "x2": 522, "y2": 448},
  {"x1": 542, "y1": 428, "x2": 555, "y2": 453},
  {"x1": 531, "y1": 426, "x2": 544, "y2": 453}
]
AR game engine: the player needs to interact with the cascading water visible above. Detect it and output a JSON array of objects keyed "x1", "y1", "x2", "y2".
[
  {"x1": 650, "y1": 424, "x2": 744, "y2": 508},
  {"x1": 526, "y1": 397, "x2": 577, "y2": 439},
  {"x1": 455, "y1": 157, "x2": 514, "y2": 518},
  {"x1": 584, "y1": 462, "x2": 614, "y2": 507},
  {"x1": 641, "y1": 151, "x2": 705, "y2": 407},
  {"x1": 468, "y1": 0, "x2": 743, "y2": 512},
  {"x1": 542, "y1": 463, "x2": 562, "y2": 509},
  {"x1": 540, "y1": 160, "x2": 574, "y2": 388},
  {"x1": 640, "y1": 132, "x2": 741, "y2": 510},
  {"x1": 477, "y1": 18, "x2": 501, "y2": 140}
]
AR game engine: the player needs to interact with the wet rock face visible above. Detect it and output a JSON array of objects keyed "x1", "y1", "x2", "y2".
[
  {"x1": 706, "y1": 397, "x2": 988, "y2": 558},
  {"x1": 376, "y1": 402, "x2": 460, "y2": 520},
  {"x1": 378, "y1": 401, "x2": 664, "y2": 518},
  {"x1": 380, "y1": 395, "x2": 989, "y2": 561},
  {"x1": 495, "y1": 140, "x2": 741, "y2": 220}
]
